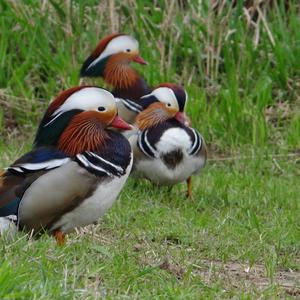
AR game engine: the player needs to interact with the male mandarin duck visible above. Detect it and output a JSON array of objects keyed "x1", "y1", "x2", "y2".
[
  {"x1": 80, "y1": 33, "x2": 151, "y2": 123},
  {"x1": 135, "y1": 82, "x2": 191, "y2": 126},
  {"x1": 0, "y1": 86, "x2": 133, "y2": 244},
  {"x1": 128, "y1": 85, "x2": 207, "y2": 198}
]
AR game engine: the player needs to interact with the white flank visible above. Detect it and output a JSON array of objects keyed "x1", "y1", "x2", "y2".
[{"x1": 51, "y1": 153, "x2": 133, "y2": 233}]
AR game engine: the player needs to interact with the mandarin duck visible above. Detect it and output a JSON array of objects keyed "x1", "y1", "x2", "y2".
[
  {"x1": 80, "y1": 33, "x2": 151, "y2": 124},
  {"x1": 122, "y1": 82, "x2": 191, "y2": 139},
  {"x1": 0, "y1": 87, "x2": 132, "y2": 244},
  {"x1": 128, "y1": 86, "x2": 207, "y2": 198}
]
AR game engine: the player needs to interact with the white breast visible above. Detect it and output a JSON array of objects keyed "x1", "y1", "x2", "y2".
[
  {"x1": 133, "y1": 128, "x2": 205, "y2": 185},
  {"x1": 155, "y1": 127, "x2": 192, "y2": 154}
]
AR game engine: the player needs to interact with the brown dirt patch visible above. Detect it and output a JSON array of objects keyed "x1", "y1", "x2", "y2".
[
  {"x1": 159, "y1": 259, "x2": 185, "y2": 280},
  {"x1": 192, "y1": 260, "x2": 300, "y2": 295}
]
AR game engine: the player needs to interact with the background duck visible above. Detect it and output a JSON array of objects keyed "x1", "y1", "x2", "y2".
[
  {"x1": 133, "y1": 82, "x2": 191, "y2": 125},
  {"x1": 80, "y1": 33, "x2": 150, "y2": 123},
  {"x1": 0, "y1": 87, "x2": 132, "y2": 244},
  {"x1": 129, "y1": 86, "x2": 207, "y2": 198}
]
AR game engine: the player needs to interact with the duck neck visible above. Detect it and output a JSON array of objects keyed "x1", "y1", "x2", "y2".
[
  {"x1": 112, "y1": 76, "x2": 151, "y2": 101},
  {"x1": 103, "y1": 61, "x2": 150, "y2": 101}
]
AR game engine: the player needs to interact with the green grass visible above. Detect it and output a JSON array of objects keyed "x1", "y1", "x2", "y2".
[
  {"x1": 1, "y1": 155, "x2": 299, "y2": 299},
  {"x1": 0, "y1": 0, "x2": 300, "y2": 298},
  {"x1": 1, "y1": 0, "x2": 300, "y2": 150}
]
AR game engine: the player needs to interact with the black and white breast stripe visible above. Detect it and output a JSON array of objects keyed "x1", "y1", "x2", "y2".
[
  {"x1": 75, "y1": 151, "x2": 126, "y2": 177},
  {"x1": 137, "y1": 130, "x2": 158, "y2": 158},
  {"x1": 188, "y1": 128, "x2": 203, "y2": 155},
  {"x1": 120, "y1": 98, "x2": 143, "y2": 113},
  {"x1": 137, "y1": 127, "x2": 203, "y2": 159}
]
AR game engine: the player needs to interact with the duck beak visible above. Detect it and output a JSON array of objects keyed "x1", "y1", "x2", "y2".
[
  {"x1": 133, "y1": 55, "x2": 148, "y2": 65},
  {"x1": 110, "y1": 115, "x2": 132, "y2": 130},
  {"x1": 175, "y1": 112, "x2": 191, "y2": 127}
]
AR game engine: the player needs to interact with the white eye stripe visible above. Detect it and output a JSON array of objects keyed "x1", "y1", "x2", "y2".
[
  {"x1": 185, "y1": 90, "x2": 188, "y2": 103},
  {"x1": 87, "y1": 35, "x2": 139, "y2": 70},
  {"x1": 142, "y1": 87, "x2": 179, "y2": 110},
  {"x1": 51, "y1": 87, "x2": 116, "y2": 116}
]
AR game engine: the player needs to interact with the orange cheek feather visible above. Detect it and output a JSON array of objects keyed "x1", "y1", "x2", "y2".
[
  {"x1": 99, "y1": 108, "x2": 117, "y2": 125},
  {"x1": 104, "y1": 53, "x2": 138, "y2": 89},
  {"x1": 136, "y1": 102, "x2": 176, "y2": 130},
  {"x1": 58, "y1": 111, "x2": 110, "y2": 157}
]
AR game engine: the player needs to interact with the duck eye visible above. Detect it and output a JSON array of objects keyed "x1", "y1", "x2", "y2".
[
  {"x1": 126, "y1": 49, "x2": 131, "y2": 52},
  {"x1": 167, "y1": 103, "x2": 171, "y2": 107},
  {"x1": 98, "y1": 106, "x2": 106, "y2": 112}
]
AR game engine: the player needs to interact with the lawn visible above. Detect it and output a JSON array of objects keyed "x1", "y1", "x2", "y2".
[{"x1": 0, "y1": 1, "x2": 300, "y2": 299}]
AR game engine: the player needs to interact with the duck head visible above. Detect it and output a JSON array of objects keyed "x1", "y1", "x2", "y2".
[
  {"x1": 34, "y1": 86, "x2": 131, "y2": 153},
  {"x1": 80, "y1": 34, "x2": 147, "y2": 90},
  {"x1": 137, "y1": 84, "x2": 190, "y2": 129}
]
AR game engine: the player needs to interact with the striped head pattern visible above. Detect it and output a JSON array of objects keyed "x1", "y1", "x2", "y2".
[
  {"x1": 34, "y1": 86, "x2": 131, "y2": 156},
  {"x1": 80, "y1": 34, "x2": 147, "y2": 89},
  {"x1": 136, "y1": 84, "x2": 190, "y2": 129}
]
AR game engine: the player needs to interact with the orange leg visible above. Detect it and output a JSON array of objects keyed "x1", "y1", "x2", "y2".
[
  {"x1": 186, "y1": 177, "x2": 192, "y2": 199},
  {"x1": 53, "y1": 230, "x2": 66, "y2": 246}
]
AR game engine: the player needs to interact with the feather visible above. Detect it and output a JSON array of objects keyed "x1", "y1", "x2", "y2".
[
  {"x1": 58, "y1": 111, "x2": 108, "y2": 157},
  {"x1": 34, "y1": 85, "x2": 98, "y2": 147},
  {"x1": 90, "y1": 33, "x2": 124, "y2": 60},
  {"x1": 158, "y1": 83, "x2": 187, "y2": 112},
  {"x1": 104, "y1": 53, "x2": 139, "y2": 89},
  {"x1": 136, "y1": 102, "x2": 176, "y2": 130},
  {"x1": 47, "y1": 86, "x2": 93, "y2": 116},
  {"x1": 113, "y1": 77, "x2": 151, "y2": 101},
  {"x1": 0, "y1": 147, "x2": 70, "y2": 216},
  {"x1": 80, "y1": 33, "x2": 124, "y2": 77}
]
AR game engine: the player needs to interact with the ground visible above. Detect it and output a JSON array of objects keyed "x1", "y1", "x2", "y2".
[{"x1": 1, "y1": 149, "x2": 299, "y2": 298}]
